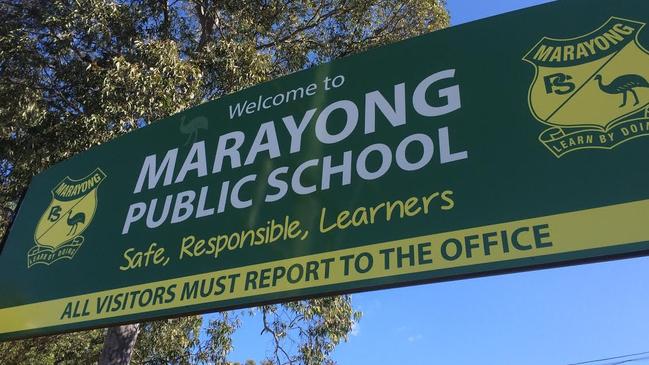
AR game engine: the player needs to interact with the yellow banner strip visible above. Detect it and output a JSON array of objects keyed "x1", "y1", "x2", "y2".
[{"x1": 2, "y1": 199, "x2": 649, "y2": 335}]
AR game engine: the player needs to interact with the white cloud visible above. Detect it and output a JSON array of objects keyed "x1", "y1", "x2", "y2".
[
  {"x1": 407, "y1": 334, "x2": 423, "y2": 343},
  {"x1": 350, "y1": 321, "x2": 360, "y2": 336},
  {"x1": 395, "y1": 325, "x2": 408, "y2": 333}
]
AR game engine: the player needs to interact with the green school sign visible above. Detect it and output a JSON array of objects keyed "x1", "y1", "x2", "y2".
[{"x1": 3, "y1": 0, "x2": 649, "y2": 341}]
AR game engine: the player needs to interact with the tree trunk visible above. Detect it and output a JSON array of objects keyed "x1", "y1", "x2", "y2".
[{"x1": 98, "y1": 324, "x2": 140, "y2": 365}]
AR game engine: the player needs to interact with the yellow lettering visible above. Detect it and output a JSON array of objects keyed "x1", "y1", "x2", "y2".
[{"x1": 534, "y1": 45, "x2": 554, "y2": 61}]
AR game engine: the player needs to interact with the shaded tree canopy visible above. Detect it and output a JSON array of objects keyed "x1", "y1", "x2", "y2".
[{"x1": 0, "y1": 0, "x2": 448, "y2": 363}]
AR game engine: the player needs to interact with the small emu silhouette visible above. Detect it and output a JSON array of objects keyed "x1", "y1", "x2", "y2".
[
  {"x1": 179, "y1": 115, "x2": 208, "y2": 146},
  {"x1": 66, "y1": 210, "x2": 86, "y2": 236},
  {"x1": 594, "y1": 74, "x2": 649, "y2": 107}
]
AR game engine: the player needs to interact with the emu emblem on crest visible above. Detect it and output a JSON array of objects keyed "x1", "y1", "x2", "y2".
[
  {"x1": 28, "y1": 168, "x2": 107, "y2": 268},
  {"x1": 524, "y1": 17, "x2": 649, "y2": 157}
]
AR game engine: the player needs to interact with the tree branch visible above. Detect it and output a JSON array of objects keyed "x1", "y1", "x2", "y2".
[
  {"x1": 195, "y1": 0, "x2": 216, "y2": 52},
  {"x1": 262, "y1": 309, "x2": 294, "y2": 365},
  {"x1": 256, "y1": 5, "x2": 349, "y2": 51}
]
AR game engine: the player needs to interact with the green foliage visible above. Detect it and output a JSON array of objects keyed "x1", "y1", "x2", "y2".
[
  {"x1": 0, "y1": 315, "x2": 231, "y2": 364},
  {"x1": 0, "y1": 329, "x2": 105, "y2": 364},
  {"x1": 260, "y1": 296, "x2": 362, "y2": 365},
  {"x1": 0, "y1": 0, "x2": 448, "y2": 364}
]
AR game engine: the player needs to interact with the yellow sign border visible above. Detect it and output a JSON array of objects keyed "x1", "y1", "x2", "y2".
[{"x1": 3, "y1": 198, "x2": 649, "y2": 336}]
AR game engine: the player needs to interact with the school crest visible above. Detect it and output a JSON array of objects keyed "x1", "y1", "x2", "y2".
[
  {"x1": 28, "y1": 168, "x2": 106, "y2": 267},
  {"x1": 524, "y1": 17, "x2": 649, "y2": 157}
]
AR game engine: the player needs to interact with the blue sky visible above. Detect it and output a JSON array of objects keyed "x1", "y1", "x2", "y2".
[
  {"x1": 446, "y1": 0, "x2": 552, "y2": 25},
  {"x1": 223, "y1": 1, "x2": 649, "y2": 364}
]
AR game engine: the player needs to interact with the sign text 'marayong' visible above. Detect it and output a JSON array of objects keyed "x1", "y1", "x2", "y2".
[{"x1": 121, "y1": 69, "x2": 469, "y2": 234}]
